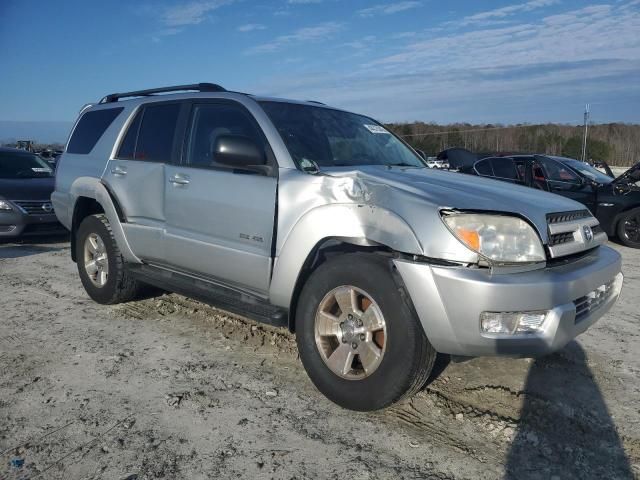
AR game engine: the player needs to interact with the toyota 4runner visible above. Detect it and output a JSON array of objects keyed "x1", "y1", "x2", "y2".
[{"x1": 52, "y1": 83, "x2": 623, "y2": 411}]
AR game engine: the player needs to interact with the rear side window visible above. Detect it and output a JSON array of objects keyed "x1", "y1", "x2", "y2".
[
  {"x1": 475, "y1": 159, "x2": 493, "y2": 176},
  {"x1": 135, "y1": 103, "x2": 181, "y2": 162},
  {"x1": 116, "y1": 110, "x2": 143, "y2": 159},
  {"x1": 115, "y1": 103, "x2": 180, "y2": 162},
  {"x1": 67, "y1": 107, "x2": 123, "y2": 154},
  {"x1": 491, "y1": 157, "x2": 519, "y2": 180}
]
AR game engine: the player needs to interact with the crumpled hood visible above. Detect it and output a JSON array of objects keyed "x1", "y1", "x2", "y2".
[
  {"x1": 613, "y1": 161, "x2": 640, "y2": 185},
  {"x1": 322, "y1": 165, "x2": 588, "y2": 238},
  {"x1": 0, "y1": 177, "x2": 55, "y2": 201}
]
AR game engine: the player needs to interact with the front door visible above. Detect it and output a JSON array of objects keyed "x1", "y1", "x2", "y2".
[
  {"x1": 535, "y1": 156, "x2": 597, "y2": 213},
  {"x1": 163, "y1": 101, "x2": 278, "y2": 295}
]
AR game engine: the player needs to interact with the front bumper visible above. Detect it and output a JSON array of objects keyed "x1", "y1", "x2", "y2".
[
  {"x1": 394, "y1": 246, "x2": 623, "y2": 357},
  {"x1": 0, "y1": 208, "x2": 67, "y2": 238}
]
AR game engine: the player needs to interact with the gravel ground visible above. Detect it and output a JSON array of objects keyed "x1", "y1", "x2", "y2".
[{"x1": 0, "y1": 236, "x2": 638, "y2": 479}]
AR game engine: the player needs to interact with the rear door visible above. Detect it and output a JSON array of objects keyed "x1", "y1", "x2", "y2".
[
  {"x1": 163, "y1": 100, "x2": 278, "y2": 295},
  {"x1": 102, "y1": 101, "x2": 184, "y2": 261}
]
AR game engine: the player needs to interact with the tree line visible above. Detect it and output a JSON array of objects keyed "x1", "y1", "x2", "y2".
[{"x1": 386, "y1": 122, "x2": 640, "y2": 167}]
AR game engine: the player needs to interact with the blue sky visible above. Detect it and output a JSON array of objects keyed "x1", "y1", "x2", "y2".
[{"x1": 1, "y1": 0, "x2": 639, "y2": 141}]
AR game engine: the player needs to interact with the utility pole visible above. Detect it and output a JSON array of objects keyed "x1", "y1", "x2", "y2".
[{"x1": 581, "y1": 103, "x2": 590, "y2": 162}]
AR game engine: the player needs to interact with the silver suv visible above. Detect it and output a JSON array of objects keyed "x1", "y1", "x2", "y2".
[{"x1": 52, "y1": 83, "x2": 623, "y2": 411}]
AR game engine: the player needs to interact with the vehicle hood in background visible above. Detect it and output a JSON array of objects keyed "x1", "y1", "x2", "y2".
[
  {"x1": 613, "y1": 162, "x2": 640, "y2": 185},
  {"x1": 0, "y1": 177, "x2": 56, "y2": 200}
]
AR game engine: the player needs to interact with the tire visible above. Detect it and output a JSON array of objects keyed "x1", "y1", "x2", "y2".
[
  {"x1": 616, "y1": 207, "x2": 640, "y2": 248},
  {"x1": 75, "y1": 214, "x2": 142, "y2": 304},
  {"x1": 295, "y1": 253, "x2": 436, "y2": 411}
]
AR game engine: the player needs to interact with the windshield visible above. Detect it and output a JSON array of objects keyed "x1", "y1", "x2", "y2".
[
  {"x1": 0, "y1": 151, "x2": 53, "y2": 179},
  {"x1": 559, "y1": 158, "x2": 613, "y2": 184},
  {"x1": 260, "y1": 102, "x2": 425, "y2": 169}
]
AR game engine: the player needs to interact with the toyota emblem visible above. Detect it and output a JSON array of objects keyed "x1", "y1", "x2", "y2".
[{"x1": 583, "y1": 225, "x2": 593, "y2": 242}]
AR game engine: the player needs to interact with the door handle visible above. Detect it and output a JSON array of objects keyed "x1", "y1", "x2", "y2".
[
  {"x1": 169, "y1": 174, "x2": 190, "y2": 186},
  {"x1": 111, "y1": 166, "x2": 127, "y2": 176}
]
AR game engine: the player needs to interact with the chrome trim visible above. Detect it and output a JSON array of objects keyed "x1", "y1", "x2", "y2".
[{"x1": 546, "y1": 212, "x2": 606, "y2": 259}]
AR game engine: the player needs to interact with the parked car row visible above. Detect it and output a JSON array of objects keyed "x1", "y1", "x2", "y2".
[
  {"x1": 0, "y1": 147, "x2": 67, "y2": 238},
  {"x1": 440, "y1": 148, "x2": 640, "y2": 249},
  {"x1": 45, "y1": 83, "x2": 622, "y2": 411}
]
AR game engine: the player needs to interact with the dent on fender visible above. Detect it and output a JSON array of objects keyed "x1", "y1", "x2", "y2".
[{"x1": 269, "y1": 169, "x2": 424, "y2": 307}]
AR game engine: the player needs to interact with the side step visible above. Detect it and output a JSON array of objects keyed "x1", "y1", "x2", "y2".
[{"x1": 127, "y1": 264, "x2": 288, "y2": 329}]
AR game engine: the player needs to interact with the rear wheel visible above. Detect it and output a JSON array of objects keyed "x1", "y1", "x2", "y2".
[
  {"x1": 296, "y1": 253, "x2": 436, "y2": 411},
  {"x1": 616, "y1": 208, "x2": 640, "y2": 248},
  {"x1": 75, "y1": 214, "x2": 143, "y2": 304}
]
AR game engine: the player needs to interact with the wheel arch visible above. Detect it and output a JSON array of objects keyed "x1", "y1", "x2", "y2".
[
  {"x1": 268, "y1": 203, "x2": 423, "y2": 331},
  {"x1": 69, "y1": 177, "x2": 140, "y2": 264}
]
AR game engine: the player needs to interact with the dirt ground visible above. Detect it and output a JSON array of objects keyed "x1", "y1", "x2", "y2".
[{"x1": 0, "y1": 237, "x2": 638, "y2": 480}]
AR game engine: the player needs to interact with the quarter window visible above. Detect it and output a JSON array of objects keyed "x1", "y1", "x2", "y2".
[
  {"x1": 67, "y1": 107, "x2": 123, "y2": 154},
  {"x1": 491, "y1": 157, "x2": 519, "y2": 180},
  {"x1": 116, "y1": 110, "x2": 143, "y2": 160},
  {"x1": 474, "y1": 159, "x2": 493, "y2": 176}
]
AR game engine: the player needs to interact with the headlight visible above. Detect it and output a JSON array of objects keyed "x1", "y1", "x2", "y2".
[
  {"x1": 443, "y1": 213, "x2": 545, "y2": 263},
  {"x1": 0, "y1": 200, "x2": 13, "y2": 211}
]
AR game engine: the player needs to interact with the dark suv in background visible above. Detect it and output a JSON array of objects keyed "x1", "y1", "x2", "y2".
[
  {"x1": 0, "y1": 147, "x2": 66, "y2": 239},
  {"x1": 467, "y1": 154, "x2": 640, "y2": 248}
]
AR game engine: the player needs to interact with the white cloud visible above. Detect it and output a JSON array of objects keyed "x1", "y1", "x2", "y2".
[
  {"x1": 460, "y1": 0, "x2": 558, "y2": 25},
  {"x1": 358, "y1": 1, "x2": 421, "y2": 17},
  {"x1": 251, "y1": 2, "x2": 640, "y2": 123},
  {"x1": 162, "y1": 0, "x2": 232, "y2": 27},
  {"x1": 237, "y1": 23, "x2": 266, "y2": 32},
  {"x1": 246, "y1": 21, "x2": 343, "y2": 54}
]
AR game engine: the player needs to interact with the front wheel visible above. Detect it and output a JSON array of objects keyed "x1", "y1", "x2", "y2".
[
  {"x1": 295, "y1": 253, "x2": 436, "y2": 411},
  {"x1": 75, "y1": 214, "x2": 143, "y2": 304},
  {"x1": 616, "y1": 208, "x2": 640, "y2": 248}
]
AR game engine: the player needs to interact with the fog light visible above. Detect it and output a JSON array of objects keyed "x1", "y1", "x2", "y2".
[{"x1": 480, "y1": 311, "x2": 548, "y2": 335}]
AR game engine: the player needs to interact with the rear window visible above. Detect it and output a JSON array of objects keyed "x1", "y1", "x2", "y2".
[
  {"x1": 67, "y1": 107, "x2": 123, "y2": 154},
  {"x1": 134, "y1": 103, "x2": 181, "y2": 162}
]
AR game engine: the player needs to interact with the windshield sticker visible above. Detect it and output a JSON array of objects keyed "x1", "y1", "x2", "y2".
[
  {"x1": 364, "y1": 124, "x2": 390, "y2": 134},
  {"x1": 32, "y1": 168, "x2": 51, "y2": 173}
]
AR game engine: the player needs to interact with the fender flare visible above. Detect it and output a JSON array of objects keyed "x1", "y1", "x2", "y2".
[
  {"x1": 69, "y1": 177, "x2": 141, "y2": 264},
  {"x1": 268, "y1": 203, "x2": 423, "y2": 308}
]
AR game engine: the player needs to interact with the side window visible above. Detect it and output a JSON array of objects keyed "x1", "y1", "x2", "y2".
[
  {"x1": 67, "y1": 107, "x2": 123, "y2": 154},
  {"x1": 185, "y1": 103, "x2": 265, "y2": 168},
  {"x1": 134, "y1": 103, "x2": 181, "y2": 162},
  {"x1": 491, "y1": 157, "x2": 519, "y2": 180},
  {"x1": 538, "y1": 157, "x2": 580, "y2": 184},
  {"x1": 474, "y1": 159, "x2": 493, "y2": 176},
  {"x1": 116, "y1": 109, "x2": 143, "y2": 159}
]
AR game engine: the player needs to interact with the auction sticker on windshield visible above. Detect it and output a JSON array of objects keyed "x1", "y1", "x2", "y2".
[{"x1": 364, "y1": 124, "x2": 390, "y2": 134}]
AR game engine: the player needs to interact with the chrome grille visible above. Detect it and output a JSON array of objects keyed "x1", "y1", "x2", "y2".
[
  {"x1": 13, "y1": 200, "x2": 55, "y2": 215},
  {"x1": 574, "y1": 280, "x2": 615, "y2": 323},
  {"x1": 546, "y1": 210, "x2": 606, "y2": 258}
]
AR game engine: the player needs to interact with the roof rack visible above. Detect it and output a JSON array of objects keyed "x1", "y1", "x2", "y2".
[{"x1": 99, "y1": 83, "x2": 227, "y2": 103}]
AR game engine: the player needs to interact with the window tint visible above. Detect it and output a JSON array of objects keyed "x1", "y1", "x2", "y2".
[
  {"x1": 116, "y1": 109, "x2": 143, "y2": 159},
  {"x1": 186, "y1": 103, "x2": 264, "y2": 168},
  {"x1": 67, "y1": 107, "x2": 123, "y2": 154},
  {"x1": 491, "y1": 157, "x2": 519, "y2": 180},
  {"x1": 537, "y1": 157, "x2": 580, "y2": 184},
  {"x1": 475, "y1": 159, "x2": 493, "y2": 176},
  {"x1": 135, "y1": 103, "x2": 181, "y2": 162}
]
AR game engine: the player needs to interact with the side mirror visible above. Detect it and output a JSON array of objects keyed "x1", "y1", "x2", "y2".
[
  {"x1": 213, "y1": 135, "x2": 269, "y2": 174},
  {"x1": 415, "y1": 149, "x2": 427, "y2": 160}
]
